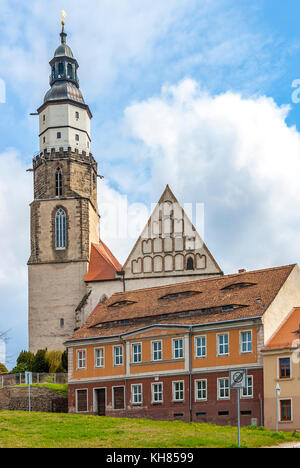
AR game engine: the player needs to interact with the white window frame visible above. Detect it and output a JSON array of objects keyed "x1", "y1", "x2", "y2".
[
  {"x1": 76, "y1": 349, "x2": 86, "y2": 370},
  {"x1": 195, "y1": 335, "x2": 207, "y2": 358},
  {"x1": 172, "y1": 380, "x2": 185, "y2": 402},
  {"x1": 151, "y1": 382, "x2": 163, "y2": 404},
  {"x1": 113, "y1": 345, "x2": 123, "y2": 367},
  {"x1": 131, "y1": 384, "x2": 143, "y2": 405},
  {"x1": 172, "y1": 337, "x2": 184, "y2": 360},
  {"x1": 94, "y1": 347, "x2": 105, "y2": 368},
  {"x1": 151, "y1": 340, "x2": 162, "y2": 362},
  {"x1": 240, "y1": 330, "x2": 253, "y2": 354},
  {"x1": 217, "y1": 333, "x2": 229, "y2": 356},
  {"x1": 217, "y1": 377, "x2": 230, "y2": 400},
  {"x1": 195, "y1": 379, "x2": 207, "y2": 401},
  {"x1": 241, "y1": 375, "x2": 254, "y2": 399},
  {"x1": 76, "y1": 388, "x2": 88, "y2": 413},
  {"x1": 131, "y1": 342, "x2": 142, "y2": 364}
]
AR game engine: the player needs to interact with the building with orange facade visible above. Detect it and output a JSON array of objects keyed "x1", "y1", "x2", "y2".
[
  {"x1": 66, "y1": 264, "x2": 300, "y2": 426},
  {"x1": 262, "y1": 307, "x2": 300, "y2": 431}
]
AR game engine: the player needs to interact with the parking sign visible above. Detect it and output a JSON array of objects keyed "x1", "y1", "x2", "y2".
[{"x1": 229, "y1": 369, "x2": 247, "y2": 389}]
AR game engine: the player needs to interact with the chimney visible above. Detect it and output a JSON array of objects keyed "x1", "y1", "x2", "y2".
[{"x1": 238, "y1": 269, "x2": 246, "y2": 274}]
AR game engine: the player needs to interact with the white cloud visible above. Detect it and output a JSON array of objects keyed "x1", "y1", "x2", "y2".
[
  {"x1": 124, "y1": 78, "x2": 300, "y2": 272},
  {"x1": 0, "y1": 0, "x2": 278, "y2": 107}
]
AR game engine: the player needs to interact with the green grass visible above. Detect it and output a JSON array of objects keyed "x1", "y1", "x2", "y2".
[
  {"x1": 0, "y1": 411, "x2": 299, "y2": 448},
  {"x1": 10, "y1": 383, "x2": 68, "y2": 397}
]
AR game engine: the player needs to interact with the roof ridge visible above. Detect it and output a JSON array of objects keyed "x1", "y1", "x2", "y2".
[{"x1": 106, "y1": 264, "x2": 296, "y2": 299}]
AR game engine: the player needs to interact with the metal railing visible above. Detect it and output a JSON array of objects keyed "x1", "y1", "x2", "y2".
[{"x1": 0, "y1": 373, "x2": 67, "y2": 388}]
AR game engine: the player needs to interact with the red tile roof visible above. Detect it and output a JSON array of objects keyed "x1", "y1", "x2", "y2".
[
  {"x1": 69, "y1": 264, "x2": 296, "y2": 341},
  {"x1": 262, "y1": 307, "x2": 300, "y2": 351},
  {"x1": 84, "y1": 242, "x2": 122, "y2": 282}
]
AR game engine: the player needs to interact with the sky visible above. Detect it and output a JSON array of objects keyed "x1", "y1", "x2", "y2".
[{"x1": 1, "y1": 0, "x2": 300, "y2": 368}]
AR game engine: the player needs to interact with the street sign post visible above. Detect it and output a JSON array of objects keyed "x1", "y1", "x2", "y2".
[
  {"x1": 230, "y1": 369, "x2": 248, "y2": 447},
  {"x1": 25, "y1": 372, "x2": 32, "y2": 412}
]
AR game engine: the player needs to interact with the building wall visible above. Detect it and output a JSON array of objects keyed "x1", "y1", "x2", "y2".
[
  {"x1": 263, "y1": 350, "x2": 300, "y2": 431},
  {"x1": 39, "y1": 103, "x2": 91, "y2": 154},
  {"x1": 68, "y1": 369, "x2": 263, "y2": 426},
  {"x1": 68, "y1": 321, "x2": 263, "y2": 425},
  {"x1": 70, "y1": 324, "x2": 259, "y2": 382},
  {"x1": 28, "y1": 261, "x2": 89, "y2": 352}
]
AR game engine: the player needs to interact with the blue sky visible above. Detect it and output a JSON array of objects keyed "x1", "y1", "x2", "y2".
[{"x1": 1, "y1": 0, "x2": 300, "y2": 368}]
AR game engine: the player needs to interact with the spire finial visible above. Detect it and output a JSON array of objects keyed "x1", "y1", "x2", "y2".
[{"x1": 60, "y1": 10, "x2": 67, "y2": 44}]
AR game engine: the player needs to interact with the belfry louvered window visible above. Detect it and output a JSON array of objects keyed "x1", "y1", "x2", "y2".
[
  {"x1": 55, "y1": 208, "x2": 66, "y2": 250},
  {"x1": 56, "y1": 168, "x2": 62, "y2": 197}
]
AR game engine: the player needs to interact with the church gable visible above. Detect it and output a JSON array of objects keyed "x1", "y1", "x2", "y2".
[{"x1": 123, "y1": 185, "x2": 222, "y2": 279}]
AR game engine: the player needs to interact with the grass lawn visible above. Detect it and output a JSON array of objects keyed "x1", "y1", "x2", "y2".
[
  {"x1": 11, "y1": 383, "x2": 68, "y2": 397},
  {"x1": 0, "y1": 411, "x2": 299, "y2": 448}
]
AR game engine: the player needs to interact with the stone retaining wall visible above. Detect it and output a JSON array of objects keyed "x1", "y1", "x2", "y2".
[{"x1": 0, "y1": 386, "x2": 68, "y2": 413}]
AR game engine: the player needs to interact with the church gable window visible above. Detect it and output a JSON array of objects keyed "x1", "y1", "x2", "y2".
[
  {"x1": 187, "y1": 257, "x2": 194, "y2": 271},
  {"x1": 55, "y1": 208, "x2": 66, "y2": 250},
  {"x1": 55, "y1": 168, "x2": 62, "y2": 197}
]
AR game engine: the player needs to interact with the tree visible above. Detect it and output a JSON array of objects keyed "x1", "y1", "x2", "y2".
[
  {"x1": 12, "y1": 350, "x2": 34, "y2": 373},
  {"x1": 0, "y1": 363, "x2": 8, "y2": 374},
  {"x1": 45, "y1": 350, "x2": 63, "y2": 373},
  {"x1": 31, "y1": 349, "x2": 50, "y2": 373},
  {"x1": 61, "y1": 350, "x2": 68, "y2": 372}
]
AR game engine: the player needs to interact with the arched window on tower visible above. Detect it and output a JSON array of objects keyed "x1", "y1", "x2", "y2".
[
  {"x1": 56, "y1": 168, "x2": 62, "y2": 197},
  {"x1": 186, "y1": 257, "x2": 194, "y2": 271},
  {"x1": 55, "y1": 208, "x2": 66, "y2": 250},
  {"x1": 58, "y1": 62, "x2": 64, "y2": 77},
  {"x1": 67, "y1": 63, "x2": 73, "y2": 79}
]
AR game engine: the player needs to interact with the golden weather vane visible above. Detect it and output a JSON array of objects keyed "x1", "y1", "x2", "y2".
[{"x1": 61, "y1": 10, "x2": 67, "y2": 25}]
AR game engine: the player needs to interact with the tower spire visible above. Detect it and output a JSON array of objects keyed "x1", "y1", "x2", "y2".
[{"x1": 60, "y1": 10, "x2": 67, "y2": 44}]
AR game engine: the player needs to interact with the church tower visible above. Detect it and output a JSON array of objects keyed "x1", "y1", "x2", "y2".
[{"x1": 28, "y1": 20, "x2": 100, "y2": 352}]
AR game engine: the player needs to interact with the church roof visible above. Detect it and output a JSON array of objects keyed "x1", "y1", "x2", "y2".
[
  {"x1": 84, "y1": 242, "x2": 122, "y2": 282},
  {"x1": 43, "y1": 81, "x2": 85, "y2": 104},
  {"x1": 69, "y1": 264, "x2": 296, "y2": 341},
  {"x1": 262, "y1": 307, "x2": 300, "y2": 351}
]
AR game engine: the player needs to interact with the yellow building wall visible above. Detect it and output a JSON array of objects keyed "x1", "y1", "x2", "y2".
[
  {"x1": 72, "y1": 325, "x2": 259, "y2": 380},
  {"x1": 263, "y1": 351, "x2": 300, "y2": 431}
]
